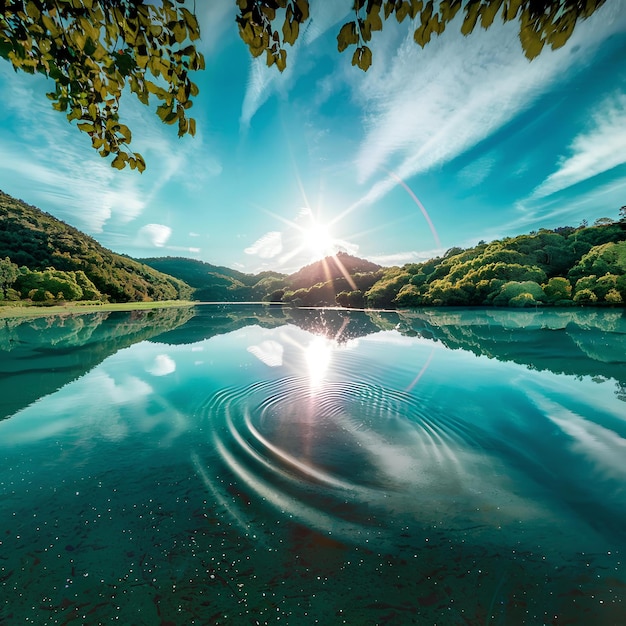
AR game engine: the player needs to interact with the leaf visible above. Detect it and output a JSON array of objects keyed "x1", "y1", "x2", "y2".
[
  {"x1": 111, "y1": 154, "x2": 127, "y2": 170},
  {"x1": 366, "y1": 11, "x2": 383, "y2": 33},
  {"x1": 396, "y1": 1, "x2": 410, "y2": 23},
  {"x1": 295, "y1": 0, "x2": 310, "y2": 21},
  {"x1": 352, "y1": 45, "x2": 372, "y2": 71},
  {"x1": 135, "y1": 153, "x2": 146, "y2": 173},
  {"x1": 337, "y1": 21, "x2": 359, "y2": 52},
  {"x1": 479, "y1": 0, "x2": 503, "y2": 30},
  {"x1": 77, "y1": 122, "x2": 95, "y2": 133},
  {"x1": 461, "y1": 2, "x2": 481, "y2": 36},
  {"x1": 276, "y1": 48, "x2": 287, "y2": 72}
]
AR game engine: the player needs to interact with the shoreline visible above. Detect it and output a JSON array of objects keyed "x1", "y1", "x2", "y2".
[{"x1": 0, "y1": 300, "x2": 195, "y2": 319}]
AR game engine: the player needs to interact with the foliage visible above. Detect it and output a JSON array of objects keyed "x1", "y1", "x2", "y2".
[
  {"x1": 573, "y1": 288, "x2": 597, "y2": 305},
  {"x1": 569, "y1": 241, "x2": 626, "y2": 282},
  {"x1": 237, "y1": 0, "x2": 606, "y2": 73},
  {"x1": 0, "y1": 191, "x2": 193, "y2": 302},
  {"x1": 492, "y1": 280, "x2": 545, "y2": 307},
  {"x1": 0, "y1": 256, "x2": 19, "y2": 297},
  {"x1": 365, "y1": 268, "x2": 410, "y2": 308},
  {"x1": 336, "y1": 290, "x2": 365, "y2": 308},
  {"x1": 542, "y1": 276, "x2": 571, "y2": 303},
  {"x1": 15, "y1": 266, "x2": 98, "y2": 301},
  {"x1": 0, "y1": 0, "x2": 203, "y2": 169}
]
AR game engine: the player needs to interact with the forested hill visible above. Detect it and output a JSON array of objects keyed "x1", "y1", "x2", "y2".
[
  {"x1": 362, "y1": 222, "x2": 626, "y2": 308},
  {"x1": 139, "y1": 256, "x2": 286, "y2": 302},
  {"x1": 0, "y1": 191, "x2": 192, "y2": 302},
  {"x1": 139, "y1": 252, "x2": 382, "y2": 302}
]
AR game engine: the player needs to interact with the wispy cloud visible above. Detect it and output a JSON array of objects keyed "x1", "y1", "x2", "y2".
[
  {"x1": 244, "y1": 231, "x2": 283, "y2": 258},
  {"x1": 457, "y1": 154, "x2": 497, "y2": 188},
  {"x1": 482, "y1": 177, "x2": 626, "y2": 241},
  {"x1": 0, "y1": 62, "x2": 221, "y2": 235},
  {"x1": 239, "y1": 0, "x2": 352, "y2": 129},
  {"x1": 369, "y1": 248, "x2": 446, "y2": 267},
  {"x1": 350, "y1": 1, "x2": 626, "y2": 208},
  {"x1": 533, "y1": 92, "x2": 626, "y2": 198}
]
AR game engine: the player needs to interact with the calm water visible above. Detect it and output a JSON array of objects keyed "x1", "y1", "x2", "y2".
[{"x1": 1, "y1": 305, "x2": 625, "y2": 624}]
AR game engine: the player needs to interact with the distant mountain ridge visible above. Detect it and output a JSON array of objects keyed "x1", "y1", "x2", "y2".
[{"x1": 0, "y1": 191, "x2": 192, "y2": 302}]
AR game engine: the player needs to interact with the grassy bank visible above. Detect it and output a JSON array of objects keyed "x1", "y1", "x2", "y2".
[{"x1": 0, "y1": 300, "x2": 195, "y2": 319}]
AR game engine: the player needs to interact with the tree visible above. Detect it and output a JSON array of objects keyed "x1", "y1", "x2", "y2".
[
  {"x1": 237, "y1": 0, "x2": 606, "y2": 72},
  {"x1": 0, "y1": 256, "x2": 19, "y2": 297},
  {"x1": 542, "y1": 276, "x2": 571, "y2": 303},
  {"x1": 1, "y1": 0, "x2": 204, "y2": 170}
]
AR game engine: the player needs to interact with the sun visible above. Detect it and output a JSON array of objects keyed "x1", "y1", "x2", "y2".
[{"x1": 302, "y1": 221, "x2": 335, "y2": 260}]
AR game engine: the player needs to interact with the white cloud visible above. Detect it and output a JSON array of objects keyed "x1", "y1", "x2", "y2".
[
  {"x1": 244, "y1": 230, "x2": 283, "y2": 258},
  {"x1": 0, "y1": 57, "x2": 222, "y2": 236},
  {"x1": 195, "y1": 1, "x2": 237, "y2": 55},
  {"x1": 369, "y1": 248, "x2": 446, "y2": 267},
  {"x1": 239, "y1": 0, "x2": 353, "y2": 129},
  {"x1": 493, "y1": 177, "x2": 626, "y2": 237},
  {"x1": 136, "y1": 224, "x2": 172, "y2": 248},
  {"x1": 533, "y1": 92, "x2": 626, "y2": 198},
  {"x1": 350, "y1": 1, "x2": 626, "y2": 208},
  {"x1": 457, "y1": 154, "x2": 497, "y2": 188},
  {"x1": 0, "y1": 66, "x2": 150, "y2": 232}
]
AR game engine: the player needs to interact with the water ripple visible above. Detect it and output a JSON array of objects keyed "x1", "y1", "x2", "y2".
[{"x1": 192, "y1": 376, "x2": 498, "y2": 545}]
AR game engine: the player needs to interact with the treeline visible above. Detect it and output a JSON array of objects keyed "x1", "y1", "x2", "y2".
[
  {"x1": 0, "y1": 191, "x2": 193, "y2": 303},
  {"x1": 266, "y1": 222, "x2": 626, "y2": 308},
  {"x1": 373, "y1": 224, "x2": 626, "y2": 308}
]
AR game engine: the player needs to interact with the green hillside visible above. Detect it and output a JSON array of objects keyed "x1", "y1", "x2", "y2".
[
  {"x1": 0, "y1": 191, "x2": 192, "y2": 303},
  {"x1": 139, "y1": 256, "x2": 286, "y2": 302}
]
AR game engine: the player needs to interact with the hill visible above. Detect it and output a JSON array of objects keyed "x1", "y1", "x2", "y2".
[
  {"x1": 139, "y1": 252, "x2": 383, "y2": 304},
  {"x1": 0, "y1": 191, "x2": 192, "y2": 303},
  {"x1": 287, "y1": 252, "x2": 382, "y2": 290},
  {"x1": 139, "y1": 256, "x2": 286, "y2": 302},
  {"x1": 364, "y1": 223, "x2": 626, "y2": 308}
]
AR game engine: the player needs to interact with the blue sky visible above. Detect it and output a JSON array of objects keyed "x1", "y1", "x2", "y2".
[{"x1": 1, "y1": 1, "x2": 625, "y2": 274}]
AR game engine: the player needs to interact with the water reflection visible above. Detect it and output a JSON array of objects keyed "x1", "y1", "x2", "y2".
[{"x1": 1, "y1": 305, "x2": 625, "y2": 623}]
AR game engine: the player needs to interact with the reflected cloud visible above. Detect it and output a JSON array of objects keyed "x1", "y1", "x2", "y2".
[
  {"x1": 532, "y1": 393, "x2": 626, "y2": 482},
  {"x1": 147, "y1": 354, "x2": 176, "y2": 377},
  {"x1": 248, "y1": 340, "x2": 284, "y2": 367}
]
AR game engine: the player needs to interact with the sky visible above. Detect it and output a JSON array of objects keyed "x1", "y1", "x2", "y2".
[{"x1": 1, "y1": 1, "x2": 626, "y2": 274}]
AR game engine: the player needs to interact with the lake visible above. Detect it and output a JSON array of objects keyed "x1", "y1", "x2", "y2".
[{"x1": 1, "y1": 305, "x2": 625, "y2": 624}]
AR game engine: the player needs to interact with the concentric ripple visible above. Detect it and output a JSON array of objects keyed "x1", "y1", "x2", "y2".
[{"x1": 192, "y1": 376, "x2": 496, "y2": 546}]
